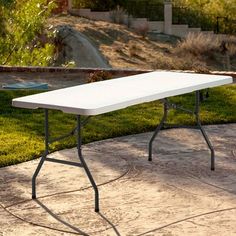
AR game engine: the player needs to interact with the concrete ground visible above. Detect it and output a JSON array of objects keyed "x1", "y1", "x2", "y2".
[{"x1": 0, "y1": 124, "x2": 236, "y2": 236}]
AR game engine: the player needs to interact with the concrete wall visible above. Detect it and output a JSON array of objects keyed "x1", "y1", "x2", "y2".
[
  {"x1": 188, "y1": 28, "x2": 201, "y2": 33},
  {"x1": 70, "y1": 9, "x2": 112, "y2": 22},
  {"x1": 90, "y1": 11, "x2": 111, "y2": 22},
  {"x1": 0, "y1": 66, "x2": 152, "y2": 90},
  {"x1": 130, "y1": 18, "x2": 148, "y2": 29},
  {"x1": 0, "y1": 66, "x2": 235, "y2": 81},
  {"x1": 68, "y1": 3, "x2": 214, "y2": 38},
  {"x1": 172, "y1": 24, "x2": 188, "y2": 38},
  {"x1": 148, "y1": 21, "x2": 164, "y2": 32},
  {"x1": 164, "y1": 1, "x2": 172, "y2": 35},
  {"x1": 0, "y1": 66, "x2": 235, "y2": 91},
  {"x1": 70, "y1": 9, "x2": 166, "y2": 34}
]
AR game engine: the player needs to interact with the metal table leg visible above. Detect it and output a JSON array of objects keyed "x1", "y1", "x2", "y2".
[
  {"x1": 148, "y1": 91, "x2": 215, "y2": 170},
  {"x1": 77, "y1": 115, "x2": 99, "y2": 212},
  {"x1": 32, "y1": 109, "x2": 49, "y2": 199},
  {"x1": 148, "y1": 99, "x2": 168, "y2": 161},
  {"x1": 32, "y1": 111, "x2": 99, "y2": 212},
  {"x1": 195, "y1": 91, "x2": 215, "y2": 170}
]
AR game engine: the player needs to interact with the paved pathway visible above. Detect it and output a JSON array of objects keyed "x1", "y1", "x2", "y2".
[{"x1": 0, "y1": 124, "x2": 236, "y2": 236}]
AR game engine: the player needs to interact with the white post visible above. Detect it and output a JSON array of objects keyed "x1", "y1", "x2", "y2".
[
  {"x1": 164, "y1": 0, "x2": 172, "y2": 35},
  {"x1": 68, "y1": 0, "x2": 72, "y2": 11}
]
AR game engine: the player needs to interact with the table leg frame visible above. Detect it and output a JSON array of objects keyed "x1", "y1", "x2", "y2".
[
  {"x1": 148, "y1": 90, "x2": 215, "y2": 170},
  {"x1": 32, "y1": 111, "x2": 99, "y2": 212},
  {"x1": 148, "y1": 99, "x2": 168, "y2": 161},
  {"x1": 32, "y1": 90, "x2": 214, "y2": 212},
  {"x1": 195, "y1": 91, "x2": 215, "y2": 170},
  {"x1": 32, "y1": 109, "x2": 49, "y2": 199},
  {"x1": 77, "y1": 115, "x2": 99, "y2": 212}
]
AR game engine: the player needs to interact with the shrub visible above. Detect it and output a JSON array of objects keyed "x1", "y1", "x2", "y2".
[
  {"x1": 175, "y1": 32, "x2": 221, "y2": 57},
  {"x1": 62, "y1": 61, "x2": 76, "y2": 68},
  {"x1": 0, "y1": 0, "x2": 56, "y2": 66},
  {"x1": 87, "y1": 70, "x2": 112, "y2": 83},
  {"x1": 135, "y1": 22, "x2": 149, "y2": 38},
  {"x1": 151, "y1": 54, "x2": 176, "y2": 70},
  {"x1": 224, "y1": 36, "x2": 236, "y2": 57},
  {"x1": 110, "y1": 5, "x2": 127, "y2": 24},
  {"x1": 128, "y1": 41, "x2": 140, "y2": 57},
  {"x1": 175, "y1": 33, "x2": 236, "y2": 71}
]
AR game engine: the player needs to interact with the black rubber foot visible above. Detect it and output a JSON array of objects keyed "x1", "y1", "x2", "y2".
[
  {"x1": 32, "y1": 195, "x2": 36, "y2": 199},
  {"x1": 95, "y1": 208, "x2": 99, "y2": 212},
  {"x1": 211, "y1": 168, "x2": 215, "y2": 171},
  {"x1": 148, "y1": 158, "x2": 152, "y2": 161}
]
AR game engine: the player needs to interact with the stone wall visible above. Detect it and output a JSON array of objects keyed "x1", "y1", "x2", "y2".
[
  {"x1": 172, "y1": 24, "x2": 189, "y2": 38},
  {"x1": 68, "y1": 6, "x2": 213, "y2": 38},
  {"x1": 148, "y1": 21, "x2": 164, "y2": 32},
  {"x1": 0, "y1": 66, "x2": 150, "y2": 90},
  {"x1": 71, "y1": 9, "x2": 112, "y2": 22},
  {"x1": 0, "y1": 66, "x2": 235, "y2": 90}
]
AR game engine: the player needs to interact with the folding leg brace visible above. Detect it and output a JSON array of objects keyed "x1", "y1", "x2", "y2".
[
  {"x1": 148, "y1": 91, "x2": 215, "y2": 171},
  {"x1": 32, "y1": 110, "x2": 99, "y2": 212}
]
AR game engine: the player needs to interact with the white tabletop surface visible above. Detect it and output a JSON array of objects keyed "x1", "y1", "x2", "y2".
[{"x1": 12, "y1": 71, "x2": 233, "y2": 115}]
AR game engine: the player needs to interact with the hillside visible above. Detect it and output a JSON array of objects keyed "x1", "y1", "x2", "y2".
[{"x1": 48, "y1": 15, "x2": 236, "y2": 72}]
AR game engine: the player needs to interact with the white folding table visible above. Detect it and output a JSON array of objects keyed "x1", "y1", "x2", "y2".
[{"x1": 12, "y1": 71, "x2": 233, "y2": 212}]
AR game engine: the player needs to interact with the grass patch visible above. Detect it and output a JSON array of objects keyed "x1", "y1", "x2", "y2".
[{"x1": 0, "y1": 85, "x2": 235, "y2": 167}]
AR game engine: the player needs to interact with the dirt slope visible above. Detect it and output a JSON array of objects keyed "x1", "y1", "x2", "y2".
[
  {"x1": 48, "y1": 15, "x2": 233, "y2": 71},
  {"x1": 48, "y1": 15, "x2": 182, "y2": 70}
]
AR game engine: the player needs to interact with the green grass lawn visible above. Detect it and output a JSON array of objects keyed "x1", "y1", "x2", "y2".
[{"x1": 0, "y1": 85, "x2": 236, "y2": 168}]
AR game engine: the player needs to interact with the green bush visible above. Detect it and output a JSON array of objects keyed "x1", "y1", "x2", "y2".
[
  {"x1": 172, "y1": 0, "x2": 236, "y2": 34},
  {"x1": 123, "y1": 0, "x2": 164, "y2": 20},
  {"x1": 0, "y1": 0, "x2": 56, "y2": 66}
]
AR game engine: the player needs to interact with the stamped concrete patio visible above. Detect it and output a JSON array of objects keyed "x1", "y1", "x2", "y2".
[{"x1": 0, "y1": 124, "x2": 236, "y2": 236}]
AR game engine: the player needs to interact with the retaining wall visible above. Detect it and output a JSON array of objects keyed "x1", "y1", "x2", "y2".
[
  {"x1": 0, "y1": 66, "x2": 235, "y2": 90},
  {"x1": 68, "y1": 7, "x2": 213, "y2": 38}
]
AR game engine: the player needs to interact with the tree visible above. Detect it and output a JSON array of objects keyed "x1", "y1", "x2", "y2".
[
  {"x1": 0, "y1": 0, "x2": 56, "y2": 66},
  {"x1": 0, "y1": 0, "x2": 15, "y2": 36},
  {"x1": 173, "y1": 0, "x2": 236, "y2": 19},
  {"x1": 172, "y1": 0, "x2": 236, "y2": 33}
]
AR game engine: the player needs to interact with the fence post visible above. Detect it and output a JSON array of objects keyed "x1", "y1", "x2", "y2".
[
  {"x1": 164, "y1": 0, "x2": 172, "y2": 35},
  {"x1": 68, "y1": 0, "x2": 72, "y2": 11}
]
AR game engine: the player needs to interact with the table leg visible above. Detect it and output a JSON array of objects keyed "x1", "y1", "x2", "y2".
[
  {"x1": 148, "y1": 99, "x2": 168, "y2": 161},
  {"x1": 77, "y1": 115, "x2": 99, "y2": 212},
  {"x1": 32, "y1": 109, "x2": 49, "y2": 199},
  {"x1": 31, "y1": 111, "x2": 99, "y2": 211},
  {"x1": 195, "y1": 91, "x2": 215, "y2": 170},
  {"x1": 148, "y1": 91, "x2": 215, "y2": 170}
]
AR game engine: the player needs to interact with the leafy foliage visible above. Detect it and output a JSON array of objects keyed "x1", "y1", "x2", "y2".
[
  {"x1": 174, "y1": 0, "x2": 236, "y2": 19},
  {"x1": 0, "y1": 0, "x2": 15, "y2": 7},
  {"x1": 0, "y1": 0, "x2": 56, "y2": 66},
  {"x1": 172, "y1": 0, "x2": 236, "y2": 33}
]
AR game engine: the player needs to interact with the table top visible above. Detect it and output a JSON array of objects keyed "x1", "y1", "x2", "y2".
[{"x1": 12, "y1": 71, "x2": 233, "y2": 115}]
